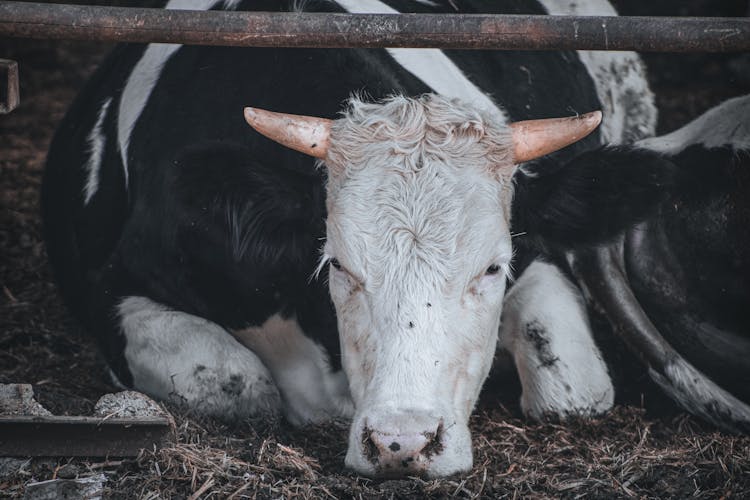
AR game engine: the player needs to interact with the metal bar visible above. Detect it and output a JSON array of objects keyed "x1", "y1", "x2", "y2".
[
  {"x1": 0, "y1": 2, "x2": 748, "y2": 52},
  {"x1": 0, "y1": 58, "x2": 19, "y2": 114},
  {"x1": 0, "y1": 415, "x2": 170, "y2": 457}
]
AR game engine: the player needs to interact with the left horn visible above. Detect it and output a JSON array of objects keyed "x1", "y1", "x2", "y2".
[
  {"x1": 243, "y1": 107, "x2": 332, "y2": 159},
  {"x1": 510, "y1": 110, "x2": 602, "y2": 163}
]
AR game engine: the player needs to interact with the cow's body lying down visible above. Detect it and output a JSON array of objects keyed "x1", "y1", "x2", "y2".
[
  {"x1": 42, "y1": 0, "x2": 749, "y2": 478},
  {"x1": 503, "y1": 96, "x2": 750, "y2": 426}
]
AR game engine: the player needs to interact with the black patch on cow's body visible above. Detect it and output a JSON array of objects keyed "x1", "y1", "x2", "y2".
[
  {"x1": 511, "y1": 146, "x2": 678, "y2": 253},
  {"x1": 524, "y1": 320, "x2": 559, "y2": 368},
  {"x1": 122, "y1": 142, "x2": 326, "y2": 328},
  {"x1": 221, "y1": 374, "x2": 245, "y2": 396}
]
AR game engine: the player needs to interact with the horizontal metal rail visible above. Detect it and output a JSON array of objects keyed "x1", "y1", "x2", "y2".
[
  {"x1": 0, "y1": 2, "x2": 749, "y2": 52},
  {"x1": 0, "y1": 415, "x2": 170, "y2": 457}
]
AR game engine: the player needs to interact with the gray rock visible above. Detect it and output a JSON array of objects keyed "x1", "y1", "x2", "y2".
[
  {"x1": 0, "y1": 384, "x2": 52, "y2": 416},
  {"x1": 93, "y1": 391, "x2": 165, "y2": 418}
]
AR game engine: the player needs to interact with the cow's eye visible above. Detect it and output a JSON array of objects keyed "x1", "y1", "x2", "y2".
[
  {"x1": 330, "y1": 258, "x2": 342, "y2": 271},
  {"x1": 485, "y1": 264, "x2": 502, "y2": 276}
]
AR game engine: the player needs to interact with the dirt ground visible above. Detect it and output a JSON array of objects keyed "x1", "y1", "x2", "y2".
[{"x1": 2, "y1": 1, "x2": 750, "y2": 498}]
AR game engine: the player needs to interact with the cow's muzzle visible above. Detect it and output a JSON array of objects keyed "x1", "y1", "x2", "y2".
[{"x1": 345, "y1": 409, "x2": 472, "y2": 478}]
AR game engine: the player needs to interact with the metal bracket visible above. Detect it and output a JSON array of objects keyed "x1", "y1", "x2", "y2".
[{"x1": 1, "y1": 59, "x2": 20, "y2": 114}]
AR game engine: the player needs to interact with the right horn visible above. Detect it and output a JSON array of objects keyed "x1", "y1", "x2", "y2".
[
  {"x1": 244, "y1": 107, "x2": 332, "y2": 159},
  {"x1": 510, "y1": 110, "x2": 602, "y2": 163}
]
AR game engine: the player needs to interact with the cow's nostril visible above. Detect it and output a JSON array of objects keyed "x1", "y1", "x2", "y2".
[
  {"x1": 362, "y1": 427, "x2": 380, "y2": 465},
  {"x1": 421, "y1": 420, "x2": 445, "y2": 459}
]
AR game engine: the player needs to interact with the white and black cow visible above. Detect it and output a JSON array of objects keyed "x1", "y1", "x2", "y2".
[
  {"x1": 501, "y1": 95, "x2": 750, "y2": 430},
  {"x1": 41, "y1": 0, "x2": 748, "y2": 479}
]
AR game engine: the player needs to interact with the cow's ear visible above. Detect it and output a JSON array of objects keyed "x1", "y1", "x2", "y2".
[{"x1": 511, "y1": 146, "x2": 677, "y2": 251}]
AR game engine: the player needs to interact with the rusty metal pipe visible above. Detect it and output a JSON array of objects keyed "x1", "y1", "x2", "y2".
[
  {"x1": 0, "y1": 2, "x2": 748, "y2": 52},
  {"x1": 0, "y1": 415, "x2": 170, "y2": 457}
]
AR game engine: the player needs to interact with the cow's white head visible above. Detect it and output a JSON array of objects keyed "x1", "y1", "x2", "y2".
[{"x1": 244, "y1": 95, "x2": 600, "y2": 478}]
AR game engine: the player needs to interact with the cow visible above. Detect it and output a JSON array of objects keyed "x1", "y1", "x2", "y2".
[
  {"x1": 499, "y1": 94, "x2": 750, "y2": 431},
  {"x1": 40, "y1": 0, "x2": 748, "y2": 479}
]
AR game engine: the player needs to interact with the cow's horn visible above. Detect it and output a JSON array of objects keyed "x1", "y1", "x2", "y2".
[
  {"x1": 510, "y1": 110, "x2": 602, "y2": 163},
  {"x1": 244, "y1": 107, "x2": 332, "y2": 159}
]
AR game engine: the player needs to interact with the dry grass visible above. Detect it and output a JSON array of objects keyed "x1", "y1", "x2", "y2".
[{"x1": 4, "y1": 402, "x2": 747, "y2": 498}]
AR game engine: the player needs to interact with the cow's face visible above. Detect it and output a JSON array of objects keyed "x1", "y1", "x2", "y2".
[
  {"x1": 243, "y1": 95, "x2": 600, "y2": 478},
  {"x1": 323, "y1": 96, "x2": 513, "y2": 477}
]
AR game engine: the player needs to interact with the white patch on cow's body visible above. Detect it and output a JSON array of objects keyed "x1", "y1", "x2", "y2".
[
  {"x1": 324, "y1": 95, "x2": 514, "y2": 477},
  {"x1": 232, "y1": 315, "x2": 353, "y2": 426},
  {"x1": 554, "y1": 0, "x2": 619, "y2": 13},
  {"x1": 117, "y1": 0, "x2": 240, "y2": 185},
  {"x1": 414, "y1": 0, "x2": 440, "y2": 7},
  {"x1": 499, "y1": 260, "x2": 614, "y2": 419},
  {"x1": 83, "y1": 97, "x2": 112, "y2": 205},
  {"x1": 118, "y1": 296, "x2": 280, "y2": 418},
  {"x1": 334, "y1": 0, "x2": 507, "y2": 121},
  {"x1": 537, "y1": 0, "x2": 657, "y2": 143},
  {"x1": 650, "y1": 358, "x2": 750, "y2": 433},
  {"x1": 637, "y1": 95, "x2": 750, "y2": 154}
]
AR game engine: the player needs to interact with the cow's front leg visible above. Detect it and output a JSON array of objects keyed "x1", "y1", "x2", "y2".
[
  {"x1": 499, "y1": 260, "x2": 614, "y2": 419},
  {"x1": 233, "y1": 316, "x2": 354, "y2": 426},
  {"x1": 118, "y1": 296, "x2": 281, "y2": 419}
]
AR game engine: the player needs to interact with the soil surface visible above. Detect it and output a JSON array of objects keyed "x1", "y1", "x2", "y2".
[{"x1": 2, "y1": 1, "x2": 750, "y2": 498}]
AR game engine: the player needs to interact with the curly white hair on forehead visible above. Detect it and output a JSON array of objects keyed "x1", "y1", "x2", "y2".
[{"x1": 326, "y1": 94, "x2": 514, "y2": 179}]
